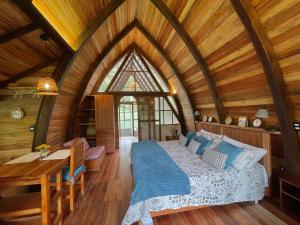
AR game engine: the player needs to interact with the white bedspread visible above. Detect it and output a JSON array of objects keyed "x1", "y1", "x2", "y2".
[{"x1": 122, "y1": 140, "x2": 268, "y2": 225}]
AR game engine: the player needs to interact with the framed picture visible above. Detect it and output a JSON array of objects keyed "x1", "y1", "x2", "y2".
[
  {"x1": 208, "y1": 116, "x2": 213, "y2": 122},
  {"x1": 238, "y1": 116, "x2": 248, "y2": 127}
]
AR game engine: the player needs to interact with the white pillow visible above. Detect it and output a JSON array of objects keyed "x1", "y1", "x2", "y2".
[
  {"x1": 223, "y1": 136, "x2": 267, "y2": 170},
  {"x1": 187, "y1": 139, "x2": 201, "y2": 154},
  {"x1": 178, "y1": 134, "x2": 187, "y2": 146},
  {"x1": 197, "y1": 129, "x2": 223, "y2": 140},
  {"x1": 202, "y1": 149, "x2": 228, "y2": 171}
]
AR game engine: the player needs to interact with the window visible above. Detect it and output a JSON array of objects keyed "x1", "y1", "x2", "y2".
[{"x1": 154, "y1": 97, "x2": 179, "y2": 125}]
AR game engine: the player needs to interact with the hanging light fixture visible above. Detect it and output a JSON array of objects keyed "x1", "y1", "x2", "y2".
[{"x1": 36, "y1": 34, "x2": 58, "y2": 96}]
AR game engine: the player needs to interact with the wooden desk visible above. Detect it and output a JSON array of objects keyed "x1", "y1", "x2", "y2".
[{"x1": 0, "y1": 152, "x2": 70, "y2": 225}]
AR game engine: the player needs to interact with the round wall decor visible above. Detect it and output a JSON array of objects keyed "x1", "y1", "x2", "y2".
[
  {"x1": 253, "y1": 118, "x2": 262, "y2": 128},
  {"x1": 225, "y1": 116, "x2": 233, "y2": 125},
  {"x1": 10, "y1": 107, "x2": 25, "y2": 120}
]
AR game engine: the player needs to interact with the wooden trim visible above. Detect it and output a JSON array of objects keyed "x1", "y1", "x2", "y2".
[
  {"x1": 92, "y1": 92, "x2": 171, "y2": 97},
  {"x1": 11, "y1": 0, "x2": 74, "y2": 53},
  {"x1": 150, "y1": 0, "x2": 225, "y2": 123},
  {"x1": 0, "y1": 58, "x2": 58, "y2": 89},
  {"x1": 33, "y1": 1, "x2": 124, "y2": 147},
  {"x1": 150, "y1": 205, "x2": 207, "y2": 217},
  {"x1": 106, "y1": 50, "x2": 132, "y2": 91},
  {"x1": 0, "y1": 23, "x2": 38, "y2": 44},
  {"x1": 230, "y1": 0, "x2": 300, "y2": 174}
]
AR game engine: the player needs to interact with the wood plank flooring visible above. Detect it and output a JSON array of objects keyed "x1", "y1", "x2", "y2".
[{"x1": 63, "y1": 137, "x2": 299, "y2": 225}]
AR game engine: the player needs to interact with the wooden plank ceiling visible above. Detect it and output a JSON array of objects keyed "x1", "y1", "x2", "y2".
[{"x1": 0, "y1": 0, "x2": 300, "y2": 172}]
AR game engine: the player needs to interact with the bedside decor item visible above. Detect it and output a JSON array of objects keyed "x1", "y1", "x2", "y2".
[
  {"x1": 35, "y1": 144, "x2": 50, "y2": 159},
  {"x1": 202, "y1": 115, "x2": 208, "y2": 122},
  {"x1": 170, "y1": 127, "x2": 178, "y2": 137},
  {"x1": 238, "y1": 116, "x2": 248, "y2": 127},
  {"x1": 208, "y1": 116, "x2": 213, "y2": 122},
  {"x1": 254, "y1": 108, "x2": 269, "y2": 128},
  {"x1": 10, "y1": 107, "x2": 25, "y2": 120},
  {"x1": 194, "y1": 110, "x2": 200, "y2": 122},
  {"x1": 225, "y1": 116, "x2": 232, "y2": 125}
]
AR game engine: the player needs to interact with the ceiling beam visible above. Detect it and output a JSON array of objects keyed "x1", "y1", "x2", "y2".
[
  {"x1": 231, "y1": 0, "x2": 300, "y2": 174},
  {"x1": 135, "y1": 21, "x2": 195, "y2": 115},
  {"x1": 106, "y1": 51, "x2": 132, "y2": 91},
  {"x1": 0, "y1": 23, "x2": 38, "y2": 44},
  {"x1": 150, "y1": 0, "x2": 225, "y2": 123},
  {"x1": 11, "y1": 0, "x2": 74, "y2": 53},
  {"x1": 32, "y1": 0, "x2": 125, "y2": 147},
  {"x1": 0, "y1": 58, "x2": 58, "y2": 89},
  {"x1": 92, "y1": 91, "x2": 172, "y2": 97}
]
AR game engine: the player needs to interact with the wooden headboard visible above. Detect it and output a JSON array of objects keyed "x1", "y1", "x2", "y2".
[{"x1": 196, "y1": 122, "x2": 281, "y2": 196}]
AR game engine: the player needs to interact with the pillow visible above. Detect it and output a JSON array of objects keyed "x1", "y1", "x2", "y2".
[
  {"x1": 187, "y1": 139, "x2": 201, "y2": 154},
  {"x1": 214, "y1": 141, "x2": 243, "y2": 169},
  {"x1": 185, "y1": 131, "x2": 196, "y2": 146},
  {"x1": 178, "y1": 134, "x2": 188, "y2": 146},
  {"x1": 202, "y1": 149, "x2": 228, "y2": 171},
  {"x1": 194, "y1": 135, "x2": 212, "y2": 155},
  {"x1": 82, "y1": 138, "x2": 90, "y2": 151},
  {"x1": 222, "y1": 136, "x2": 267, "y2": 170},
  {"x1": 196, "y1": 129, "x2": 223, "y2": 140},
  {"x1": 63, "y1": 137, "x2": 79, "y2": 147}
]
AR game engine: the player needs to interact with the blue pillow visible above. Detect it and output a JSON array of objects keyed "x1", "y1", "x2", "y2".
[
  {"x1": 195, "y1": 135, "x2": 212, "y2": 155},
  {"x1": 215, "y1": 141, "x2": 243, "y2": 169},
  {"x1": 185, "y1": 131, "x2": 196, "y2": 146}
]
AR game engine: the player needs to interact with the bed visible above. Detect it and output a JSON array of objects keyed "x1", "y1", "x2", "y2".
[{"x1": 122, "y1": 133, "x2": 269, "y2": 225}]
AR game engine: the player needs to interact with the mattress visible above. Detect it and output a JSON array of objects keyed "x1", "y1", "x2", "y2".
[{"x1": 122, "y1": 140, "x2": 268, "y2": 225}]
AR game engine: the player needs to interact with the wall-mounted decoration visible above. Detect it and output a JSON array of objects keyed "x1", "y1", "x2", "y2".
[
  {"x1": 9, "y1": 107, "x2": 25, "y2": 120},
  {"x1": 238, "y1": 116, "x2": 248, "y2": 127},
  {"x1": 225, "y1": 116, "x2": 232, "y2": 125},
  {"x1": 194, "y1": 110, "x2": 200, "y2": 122},
  {"x1": 208, "y1": 116, "x2": 213, "y2": 122},
  {"x1": 202, "y1": 115, "x2": 207, "y2": 122},
  {"x1": 253, "y1": 118, "x2": 262, "y2": 128}
]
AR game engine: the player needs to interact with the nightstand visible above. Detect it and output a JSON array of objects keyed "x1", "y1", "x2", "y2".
[
  {"x1": 279, "y1": 176, "x2": 300, "y2": 220},
  {"x1": 166, "y1": 135, "x2": 179, "y2": 141}
]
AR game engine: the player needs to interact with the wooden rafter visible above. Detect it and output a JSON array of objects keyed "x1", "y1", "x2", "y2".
[
  {"x1": 150, "y1": 0, "x2": 225, "y2": 123},
  {"x1": 106, "y1": 50, "x2": 132, "y2": 91},
  {"x1": 135, "y1": 21, "x2": 195, "y2": 113},
  {"x1": 11, "y1": 0, "x2": 73, "y2": 53},
  {"x1": 33, "y1": 0, "x2": 125, "y2": 146},
  {"x1": 0, "y1": 23, "x2": 38, "y2": 44},
  {"x1": 0, "y1": 58, "x2": 58, "y2": 89},
  {"x1": 230, "y1": 0, "x2": 300, "y2": 174}
]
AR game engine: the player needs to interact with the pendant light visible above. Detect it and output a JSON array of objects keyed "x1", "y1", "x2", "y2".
[{"x1": 36, "y1": 34, "x2": 58, "y2": 96}]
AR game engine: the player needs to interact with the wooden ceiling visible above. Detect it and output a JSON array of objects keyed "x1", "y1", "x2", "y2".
[{"x1": 0, "y1": 0, "x2": 300, "y2": 172}]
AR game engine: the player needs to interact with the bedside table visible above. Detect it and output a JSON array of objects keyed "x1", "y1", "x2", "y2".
[
  {"x1": 166, "y1": 135, "x2": 179, "y2": 141},
  {"x1": 279, "y1": 176, "x2": 300, "y2": 220}
]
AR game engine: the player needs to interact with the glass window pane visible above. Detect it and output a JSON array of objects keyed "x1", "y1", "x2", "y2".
[
  {"x1": 164, "y1": 99, "x2": 171, "y2": 110},
  {"x1": 160, "y1": 111, "x2": 164, "y2": 124},
  {"x1": 124, "y1": 112, "x2": 131, "y2": 120},
  {"x1": 124, "y1": 120, "x2": 131, "y2": 128},
  {"x1": 155, "y1": 97, "x2": 159, "y2": 110},
  {"x1": 134, "y1": 112, "x2": 138, "y2": 119},
  {"x1": 173, "y1": 114, "x2": 179, "y2": 124},
  {"x1": 155, "y1": 111, "x2": 159, "y2": 120},
  {"x1": 164, "y1": 111, "x2": 172, "y2": 124}
]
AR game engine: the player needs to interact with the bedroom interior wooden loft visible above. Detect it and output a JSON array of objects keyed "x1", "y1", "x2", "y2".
[{"x1": 0, "y1": 0, "x2": 300, "y2": 224}]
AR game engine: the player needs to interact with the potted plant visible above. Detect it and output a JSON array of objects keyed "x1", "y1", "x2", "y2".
[{"x1": 35, "y1": 144, "x2": 50, "y2": 159}]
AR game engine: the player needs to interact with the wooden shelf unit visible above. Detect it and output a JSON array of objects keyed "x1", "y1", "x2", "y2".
[
  {"x1": 279, "y1": 176, "x2": 300, "y2": 220},
  {"x1": 77, "y1": 96, "x2": 96, "y2": 147}
]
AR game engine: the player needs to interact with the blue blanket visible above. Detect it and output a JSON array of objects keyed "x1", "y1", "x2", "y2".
[{"x1": 130, "y1": 141, "x2": 191, "y2": 205}]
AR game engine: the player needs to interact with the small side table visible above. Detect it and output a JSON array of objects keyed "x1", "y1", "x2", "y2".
[
  {"x1": 166, "y1": 135, "x2": 179, "y2": 141},
  {"x1": 279, "y1": 176, "x2": 300, "y2": 220}
]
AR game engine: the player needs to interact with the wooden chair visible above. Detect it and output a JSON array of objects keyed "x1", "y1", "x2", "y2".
[
  {"x1": 66, "y1": 137, "x2": 86, "y2": 211},
  {"x1": 51, "y1": 138, "x2": 86, "y2": 211}
]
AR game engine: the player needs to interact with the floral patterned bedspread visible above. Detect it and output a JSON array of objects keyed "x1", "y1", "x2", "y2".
[{"x1": 122, "y1": 140, "x2": 268, "y2": 225}]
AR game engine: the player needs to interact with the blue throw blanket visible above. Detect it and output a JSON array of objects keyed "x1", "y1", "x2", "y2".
[{"x1": 130, "y1": 140, "x2": 191, "y2": 205}]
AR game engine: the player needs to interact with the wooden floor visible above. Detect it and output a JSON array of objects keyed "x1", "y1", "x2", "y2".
[
  {"x1": 2, "y1": 137, "x2": 296, "y2": 225},
  {"x1": 62, "y1": 136, "x2": 299, "y2": 225}
]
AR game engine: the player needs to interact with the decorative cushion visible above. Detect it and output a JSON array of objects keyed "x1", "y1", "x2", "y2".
[
  {"x1": 222, "y1": 136, "x2": 267, "y2": 170},
  {"x1": 63, "y1": 138, "x2": 78, "y2": 147},
  {"x1": 83, "y1": 138, "x2": 90, "y2": 151},
  {"x1": 187, "y1": 139, "x2": 201, "y2": 154},
  {"x1": 185, "y1": 131, "x2": 196, "y2": 146},
  {"x1": 196, "y1": 129, "x2": 223, "y2": 140},
  {"x1": 85, "y1": 146, "x2": 105, "y2": 160},
  {"x1": 194, "y1": 135, "x2": 212, "y2": 156},
  {"x1": 62, "y1": 165, "x2": 85, "y2": 181},
  {"x1": 214, "y1": 141, "x2": 243, "y2": 169},
  {"x1": 202, "y1": 149, "x2": 228, "y2": 171},
  {"x1": 178, "y1": 134, "x2": 188, "y2": 146}
]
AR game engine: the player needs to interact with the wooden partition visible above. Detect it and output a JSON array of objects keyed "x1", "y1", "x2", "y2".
[
  {"x1": 196, "y1": 122, "x2": 282, "y2": 196},
  {"x1": 95, "y1": 95, "x2": 115, "y2": 153}
]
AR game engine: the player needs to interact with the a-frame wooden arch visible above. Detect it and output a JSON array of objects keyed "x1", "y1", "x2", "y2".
[
  {"x1": 67, "y1": 20, "x2": 194, "y2": 137},
  {"x1": 230, "y1": 0, "x2": 300, "y2": 174}
]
